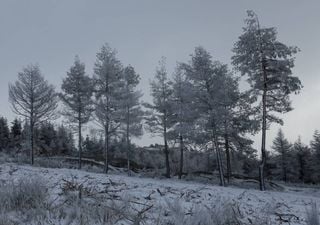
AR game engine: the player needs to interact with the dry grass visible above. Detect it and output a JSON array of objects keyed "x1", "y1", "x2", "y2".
[
  {"x1": 306, "y1": 202, "x2": 320, "y2": 225},
  {"x1": 0, "y1": 176, "x2": 153, "y2": 225},
  {"x1": 157, "y1": 198, "x2": 245, "y2": 225},
  {"x1": 0, "y1": 175, "x2": 280, "y2": 225},
  {"x1": 0, "y1": 177, "x2": 47, "y2": 212}
]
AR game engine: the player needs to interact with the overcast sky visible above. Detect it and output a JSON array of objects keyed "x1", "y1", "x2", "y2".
[{"x1": 0, "y1": 0, "x2": 319, "y2": 149}]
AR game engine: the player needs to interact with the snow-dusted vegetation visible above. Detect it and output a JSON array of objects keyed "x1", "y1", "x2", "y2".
[{"x1": 0, "y1": 163, "x2": 319, "y2": 225}]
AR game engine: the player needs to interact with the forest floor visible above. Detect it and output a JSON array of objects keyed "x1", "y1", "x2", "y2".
[{"x1": 0, "y1": 162, "x2": 319, "y2": 225}]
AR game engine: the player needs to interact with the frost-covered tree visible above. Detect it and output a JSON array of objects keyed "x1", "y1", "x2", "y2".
[
  {"x1": 218, "y1": 74, "x2": 239, "y2": 183},
  {"x1": 60, "y1": 56, "x2": 93, "y2": 169},
  {"x1": 9, "y1": 64, "x2": 58, "y2": 164},
  {"x1": 178, "y1": 55, "x2": 256, "y2": 183},
  {"x1": 232, "y1": 11, "x2": 302, "y2": 190},
  {"x1": 93, "y1": 44, "x2": 124, "y2": 173},
  {"x1": 180, "y1": 47, "x2": 229, "y2": 186},
  {"x1": 271, "y1": 129, "x2": 292, "y2": 182},
  {"x1": 169, "y1": 66, "x2": 196, "y2": 179},
  {"x1": 145, "y1": 58, "x2": 174, "y2": 178},
  {"x1": 120, "y1": 65, "x2": 144, "y2": 176},
  {"x1": 225, "y1": 91, "x2": 260, "y2": 182},
  {"x1": 216, "y1": 70, "x2": 259, "y2": 183}
]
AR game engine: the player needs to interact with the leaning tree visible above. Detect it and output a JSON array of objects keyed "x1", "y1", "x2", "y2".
[
  {"x1": 232, "y1": 11, "x2": 302, "y2": 190},
  {"x1": 9, "y1": 64, "x2": 58, "y2": 164}
]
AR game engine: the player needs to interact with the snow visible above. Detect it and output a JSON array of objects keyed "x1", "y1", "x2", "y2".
[{"x1": 0, "y1": 163, "x2": 318, "y2": 224}]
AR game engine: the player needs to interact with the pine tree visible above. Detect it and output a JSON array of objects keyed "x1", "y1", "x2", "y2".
[
  {"x1": 82, "y1": 134, "x2": 104, "y2": 158},
  {"x1": 37, "y1": 122, "x2": 57, "y2": 155},
  {"x1": 60, "y1": 56, "x2": 94, "y2": 169},
  {"x1": 93, "y1": 43, "x2": 124, "y2": 173},
  {"x1": 9, "y1": 64, "x2": 58, "y2": 164},
  {"x1": 310, "y1": 130, "x2": 320, "y2": 182},
  {"x1": 180, "y1": 47, "x2": 229, "y2": 186},
  {"x1": 56, "y1": 125, "x2": 75, "y2": 155},
  {"x1": 226, "y1": 102, "x2": 260, "y2": 181},
  {"x1": 21, "y1": 120, "x2": 30, "y2": 151},
  {"x1": 271, "y1": 129, "x2": 292, "y2": 182},
  {"x1": 169, "y1": 66, "x2": 196, "y2": 179},
  {"x1": 10, "y1": 118, "x2": 22, "y2": 138},
  {"x1": 144, "y1": 58, "x2": 175, "y2": 178},
  {"x1": 220, "y1": 75, "x2": 238, "y2": 183},
  {"x1": 218, "y1": 71, "x2": 259, "y2": 183},
  {"x1": 293, "y1": 137, "x2": 313, "y2": 183},
  {"x1": 232, "y1": 11, "x2": 302, "y2": 190},
  {"x1": 239, "y1": 140, "x2": 258, "y2": 177},
  {"x1": 310, "y1": 130, "x2": 320, "y2": 155},
  {"x1": 0, "y1": 117, "x2": 10, "y2": 151},
  {"x1": 83, "y1": 135, "x2": 92, "y2": 153},
  {"x1": 120, "y1": 65, "x2": 144, "y2": 176},
  {"x1": 9, "y1": 118, "x2": 22, "y2": 150}
]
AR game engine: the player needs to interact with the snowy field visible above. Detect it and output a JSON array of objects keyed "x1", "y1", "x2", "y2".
[{"x1": 0, "y1": 163, "x2": 319, "y2": 225}]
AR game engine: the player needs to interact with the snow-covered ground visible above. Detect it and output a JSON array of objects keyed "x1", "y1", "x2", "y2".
[{"x1": 0, "y1": 163, "x2": 318, "y2": 225}]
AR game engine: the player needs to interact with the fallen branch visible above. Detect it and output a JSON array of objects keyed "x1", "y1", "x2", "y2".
[{"x1": 275, "y1": 212, "x2": 300, "y2": 223}]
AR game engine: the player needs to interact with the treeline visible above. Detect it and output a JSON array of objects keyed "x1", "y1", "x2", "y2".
[
  {"x1": 267, "y1": 129, "x2": 320, "y2": 184},
  {"x1": 2, "y1": 116, "x2": 320, "y2": 184},
  {"x1": 0, "y1": 116, "x2": 131, "y2": 162},
  {"x1": 0, "y1": 118, "x2": 74, "y2": 155},
  {"x1": 3, "y1": 11, "x2": 307, "y2": 190}
]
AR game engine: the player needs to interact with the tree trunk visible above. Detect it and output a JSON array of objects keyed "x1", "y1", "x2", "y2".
[
  {"x1": 164, "y1": 141, "x2": 170, "y2": 178},
  {"x1": 164, "y1": 124, "x2": 170, "y2": 178},
  {"x1": 30, "y1": 118, "x2": 34, "y2": 165},
  {"x1": 281, "y1": 151, "x2": 286, "y2": 182},
  {"x1": 206, "y1": 150, "x2": 210, "y2": 173},
  {"x1": 78, "y1": 119, "x2": 82, "y2": 170},
  {"x1": 127, "y1": 137, "x2": 131, "y2": 176},
  {"x1": 179, "y1": 135, "x2": 184, "y2": 179},
  {"x1": 298, "y1": 156, "x2": 304, "y2": 182},
  {"x1": 126, "y1": 109, "x2": 131, "y2": 176},
  {"x1": 30, "y1": 76, "x2": 34, "y2": 165},
  {"x1": 225, "y1": 133, "x2": 231, "y2": 183},
  {"x1": 259, "y1": 66, "x2": 267, "y2": 191},
  {"x1": 213, "y1": 135, "x2": 225, "y2": 187},
  {"x1": 257, "y1": 16, "x2": 268, "y2": 191},
  {"x1": 104, "y1": 124, "x2": 109, "y2": 174}
]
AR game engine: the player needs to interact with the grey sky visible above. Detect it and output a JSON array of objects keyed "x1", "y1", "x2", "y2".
[{"x1": 0, "y1": 0, "x2": 319, "y2": 149}]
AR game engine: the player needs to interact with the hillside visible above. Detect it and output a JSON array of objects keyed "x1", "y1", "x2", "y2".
[{"x1": 0, "y1": 163, "x2": 318, "y2": 225}]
